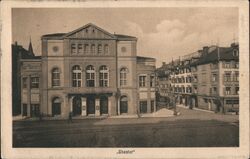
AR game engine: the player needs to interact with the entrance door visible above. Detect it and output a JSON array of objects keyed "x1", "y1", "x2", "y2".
[
  {"x1": 31, "y1": 104, "x2": 40, "y2": 117},
  {"x1": 140, "y1": 101, "x2": 147, "y2": 113},
  {"x1": 120, "y1": 96, "x2": 128, "y2": 114},
  {"x1": 73, "y1": 96, "x2": 82, "y2": 116},
  {"x1": 52, "y1": 97, "x2": 61, "y2": 116},
  {"x1": 87, "y1": 96, "x2": 95, "y2": 115},
  {"x1": 100, "y1": 96, "x2": 108, "y2": 115}
]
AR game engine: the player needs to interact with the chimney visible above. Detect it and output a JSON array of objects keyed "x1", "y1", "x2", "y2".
[
  {"x1": 202, "y1": 46, "x2": 209, "y2": 56},
  {"x1": 15, "y1": 41, "x2": 18, "y2": 46},
  {"x1": 198, "y1": 50, "x2": 202, "y2": 54},
  {"x1": 231, "y1": 42, "x2": 238, "y2": 47}
]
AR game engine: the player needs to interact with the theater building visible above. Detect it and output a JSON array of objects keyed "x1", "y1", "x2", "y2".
[{"x1": 19, "y1": 23, "x2": 156, "y2": 118}]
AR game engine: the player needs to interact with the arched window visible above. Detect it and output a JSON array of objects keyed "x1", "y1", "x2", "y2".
[
  {"x1": 120, "y1": 68, "x2": 128, "y2": 86},
  {"x1": 99, "y1": 65, "x2": 109, "y2": 87},
  {"x1": 104, "y1": 44, "x2": 109, "y2": 54},
  {"x1": 72, "y1": 65, "x2": 81, "y2": 87},
  {"x1": 86, "y1": 65, "x2": 95, "y2": 87},
  {"x1": 52, "y1": 68, "x2": 60, "y2": 87}
]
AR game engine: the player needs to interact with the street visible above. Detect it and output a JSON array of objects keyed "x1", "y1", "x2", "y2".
[{"x1": 13, "y1": 107, "x2": 239, "y2": 147}]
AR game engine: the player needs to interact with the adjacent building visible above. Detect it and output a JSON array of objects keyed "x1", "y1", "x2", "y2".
[
  {"x1": 157, "y1": 43, "x2": 239, "y2": 113},
  {"x1": 17, "y1": 23, "x2": 156, "y2": 118}
]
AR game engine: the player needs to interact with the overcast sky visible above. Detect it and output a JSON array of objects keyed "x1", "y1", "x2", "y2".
[{"x1": 12, "y1": 8, "x2": 238, "y2": 67}]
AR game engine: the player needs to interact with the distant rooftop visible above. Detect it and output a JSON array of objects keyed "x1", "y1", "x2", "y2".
[
  {"x1": 137, "y1": 56, "x2": 156, "y2": 62},
  {"x1": 41, "y1": 33, "x2": 66, "y2": 38}
]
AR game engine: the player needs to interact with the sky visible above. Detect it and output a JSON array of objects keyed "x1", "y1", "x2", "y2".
[{"x1": 12, "y1": 8, "x2": 238, "y2": 67}]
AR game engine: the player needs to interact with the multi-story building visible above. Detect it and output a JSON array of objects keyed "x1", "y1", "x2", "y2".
[
  {"x1": 191, "y1": 43, "x2": 239, "y2": 112},
  {"x1": 156, "y1": 62, "x2": 172, "y2": 97},
  {"x1": 157, "y1": 43, "x2": 239, "y2": 113},
  {"x1": 17, "y1": 23, "x2": 156, "y2": 118},
  {"x1": 12, "y1": 41, "x2": 40, "y2": 116}
]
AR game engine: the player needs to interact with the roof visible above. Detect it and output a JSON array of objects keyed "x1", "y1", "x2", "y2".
[
  {"x1": 12, "y1": 44, "x2": 41, "y2": 60},
  {"x1": 137, "y1": 56, "x2": 156, "y2": 62},
  {"x1": 191, "y1": 46, "x2": 239, "y2": 66},
  {"x1": 41, "y1": 23, "x2": 137, "y2": 41},
  {"x1": 115, "y1": 34, "x2": 137, "y2": 40},
  {"x1": 41, "y1": 33, "x2": 66, "y2": 39}
]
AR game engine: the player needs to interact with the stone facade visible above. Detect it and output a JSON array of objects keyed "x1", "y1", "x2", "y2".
[{"x1": 18, "y1": 23, "x2": 156, "y2": 118}]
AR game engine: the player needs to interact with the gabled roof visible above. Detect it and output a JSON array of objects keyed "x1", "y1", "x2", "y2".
[
  {"x1": 191, "y1": 46, "x2": 239, "y2": 66},
  {"x1": 63, "y1": 23, "x2": 116, "y2": 39},
  {"x1": 137, "y1": 56, "x2": 156, "y2": 62},
  {"x1": 41, "y1": 23, "x2": 137, "y2": 41}
]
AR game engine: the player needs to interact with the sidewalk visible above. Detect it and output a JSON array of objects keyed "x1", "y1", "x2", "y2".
[
  {"x1": 13, "y1": 108, "x2": 175, "y2": 121},
  {"x1": 140, "y1": 108, "x2": 174, "y2": 118},
  {"x1": 176, "y1": 104, "x2": 214, "y2": 113}
]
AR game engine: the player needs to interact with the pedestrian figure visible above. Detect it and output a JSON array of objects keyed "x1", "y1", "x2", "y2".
[{"x1": 68, "y1": 112, "x2": 73, "y2": 123}]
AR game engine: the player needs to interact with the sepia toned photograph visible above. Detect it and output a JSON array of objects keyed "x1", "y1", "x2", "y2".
[{"x1": 1, "y1": 0, "x2": 249, "y2": 159}]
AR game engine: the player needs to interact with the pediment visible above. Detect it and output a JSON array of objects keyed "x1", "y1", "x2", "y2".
[{"x1": 64, "y1": 23, "x2": 116, "y2": 39}]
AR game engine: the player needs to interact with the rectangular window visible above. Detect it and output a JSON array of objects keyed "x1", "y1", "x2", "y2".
[
  {"x1": 72, "y1": 72, "x2": 81, "y2": 87},
  {"x1": 23, "y1": 77, "x2": 27, "y2": 88},
  {"x1": 77, "y1": 44, "x2": 83, "y2": 54},
  {"x1": 104, "y1": 44, "x2": 109, "y2": 54},
  {"x1": 139, "y1": 76, "x2": 146, "y2": 87},
  {"x1": 193, "y1": 75, "x2": 198, "y2": 82},
  {"x1": 193, "y1": 86, "x2": 197, "y2": 93},
  {"x1": 98, "y1": 44, "x2": 102, "y2": 54},
  {"x1": 150, "y1": 76, "x2": 154, "y2": 87},
  {"x1": 212, "y1": 74, "x2": 217, "y2": 82},
  {"x1": 234, "y1": 72, "x2": 239, "y2": 82},
  {"x1": 235, "y1": 62, "x2": 239, "y2": 68},
  {"x1": 140, "y1": 101, "x2": 147, "y2": 113},
  {"x1": 235, "y1": 87, "x2": 239, "y2": 95},
  {"x1": 30, "y1": 77, "x2": 39, "y2": 88},
  {"x1": 100, "y1": 72, "x2": 108, "y2": 87},
  {"x1": 226, "y1": 100, "x2": 239, "y2": 105},
  {"x1": 224, "y1": 73, "x2": 231, "y2": 82},
  {"x1": 52, "y1": 69, "x2": 60, "y2": 87},
  {"x1": 71, "y1": 44, "x2": 76, "y2": 54},
  {"x1": 224, "y1": 62, "x2": 231, "y2": 68},
  {"x1": 84, "y1": 44, "x2": 89, "y2": 54},
  {"x1": 225, "y1": 87, "x2": 231, "y2": 95},
  {"x1": 213, "y1": 87, "x2": 217, "y2": 94},
  {"x1": 120, "y1": 71, "x2": 127, "y2": 86},
  {"x1": 91, "y1": 44, "x2": 95, "y2": 54},
  {"x1": 86, "y1": 72, "x2": 95, "y2": 87}
]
